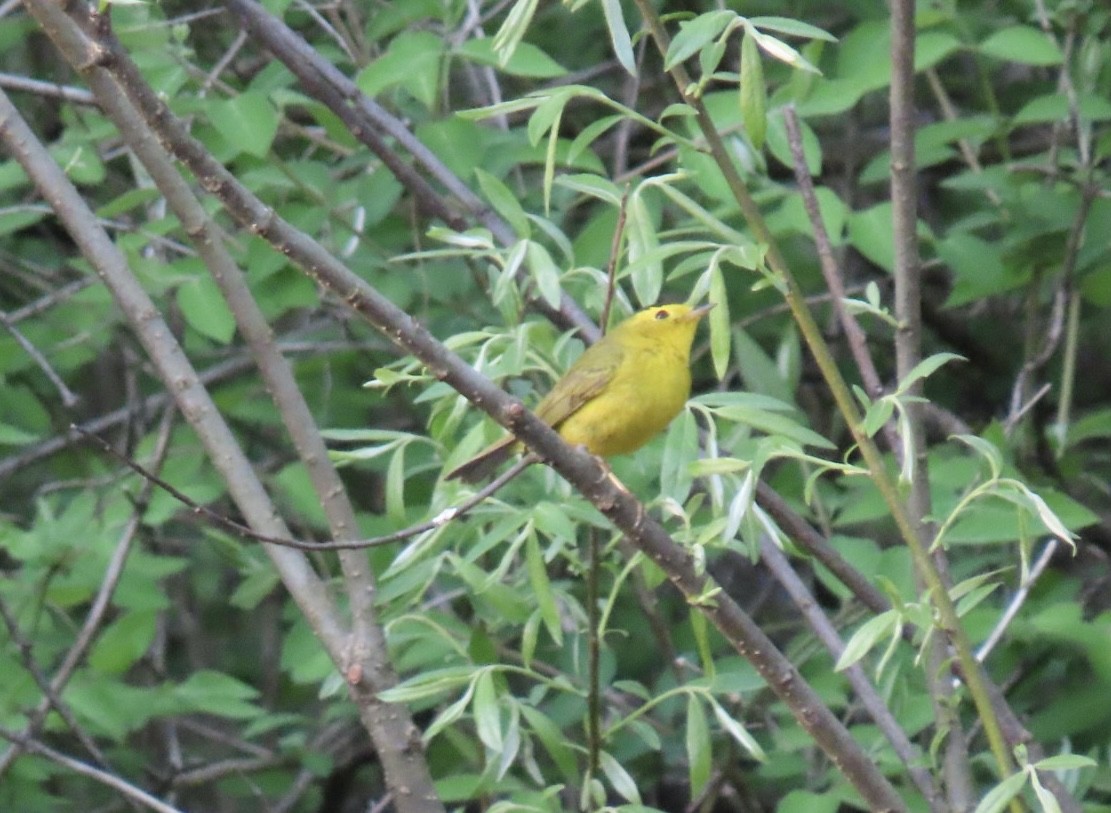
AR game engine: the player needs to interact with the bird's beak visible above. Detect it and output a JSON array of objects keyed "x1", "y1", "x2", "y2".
[{"x1": 688, "y1": 302, "x2": 715, "y2": 320}]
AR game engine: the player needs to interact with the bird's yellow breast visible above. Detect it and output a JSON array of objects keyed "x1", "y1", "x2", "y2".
[{"x1": 556, "y1": 340, "x2": 691, "y2": 457}]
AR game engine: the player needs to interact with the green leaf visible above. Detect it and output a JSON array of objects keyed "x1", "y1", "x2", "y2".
[
  {"x1": 973, "y1": 771, "x2": 1028, "y2": 813},
  {"x1": 601, "y1": 0, "x2": 636, "y2": 76},
  {"x1": 385, "y1": 444, "x2": 407, "y2": 524},
  {"x1": 208, "y1": 91, "x2": 279, "y2": 158},
  {"x1": 848, "y1": 202, "x2": 896, "y2": 271},
  {"x1": 1013, "y1": 93, "x2": 1111, "y2": 126},
  {"x1": 765, "y1": 109, "x2": 821, "y2": 174},
  {"x1": 708, "y1": 264, "x2": 731, "y2": 380},
  {"x1": 750, "y1": 29, "x2": 820, "y2": 74},
  {"x1": 686, "y1": 695, "x2": 711, "y2": 796},
  {"x1": 731, "y1": 329, "x2": 795, "y2": 406},
  {"x1": 1033, "y1": 754, "x2": 1097, "y2": 771},
  {"x1": 915, "y1": 31, "x2": 961, "y2": 72},
  {"x1": 472, "y1": 670, "x2": 502, "y2": 751},
  {"x1": 835, "y1": 610, "x2": 899, "y2": 671},
  {"x1": 1029, "y1": 768, "x2": 1063, "y2": 813},
  {"x1": 520, "y1": 705, "x2": 577, "y2": 780},
  {"x1": 53, "y1": 142, "x2": 107, "y2": 186},
  {"x1": 665, "y1": 10, "x2": 736, "y2": 70},
  {"x1": 709, "y1": 697, "x2": 766, "y2": 761},
  {"x1": 938, "y1": 231, "x2": 1018, "y2": 307},
  {"x1": 770, "y1": 185, "x2": 847, "y2": 242},
  {"x1": 475, "y1": 168, "x2": 530, "y2": 237},
  {"x1": 739, "y1": 30, "x2": 767, "y2": 150},
  {"x1": 88, "y1": 610, "x2": 157, "y2": 674},
  {"x1": 599, "y1": 750, "x2": 641, "y2": 804},
  {"x1": 979, "y1": 26, "x2": 1063, "y2": 67},
  {"x1": 567, "y1": 116, "x2": 624, "y2": 165},
  {"x1": 492, "y1": 0, "x2": 539, "y2": 66},
  {"x1": 378, "y1": 666, "x2": 477, "y2": 703},
  {"x1": 0, "y1": 422, "x2": 39, "y2": 446},
  {"x1": 526, "y1": 240, "x2": 562, "y2": 310},
  {"x1": 778, "y1": 790, "x2": 841, "y2": 813},
  {"x1": 625, "y1": 190, "x2": 661, "y2": 306},
  {"x1": 897, "y1": 352, "x2": 965, "y2": 394},
  {"x1": 356, "y1": 30, "x2": 443, "y2": 108},
  {"x1": 174, "y1": 670, "x2": 261, "y2": 719},
  {"x1": 455, "y1": 37, "x2": 567, "y2": 78},
  {"x1": 177, "y1": 274, "x2": 236, "y2": 344},
  {"x1": 0, "y1": 206, "x2": 46, "y2": 237},
  {"x1": 748, "y1": 16, "x2": 836, "y2": 42},
  {"x1": 425, "y1": 680, "x2": 479, "y2": 741},
  {"x1": 661, "y1": 409, "x2": 698, "y2": 501},
  {"x1": 64, "y1": 677, "x2": 161, "y2": 741},
  {"x1": 526, "y1": 533, "x2": 563, "y2": 645}
]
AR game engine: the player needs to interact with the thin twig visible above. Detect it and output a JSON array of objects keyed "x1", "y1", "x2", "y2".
[
  {"x1": 782, "y1": 106, "x2": 895, "y2": 454},
  {"x1": 975, "y1": 539, "x2": 1059, "y2": 665},
  {"x1": 0, "y1": 72, "x2": 96, "y2": 104},
  {"x1": 0, "y1": 728, "x2": 185, "y2": 813},
  {"x1": 77, "y1": 424, "x2": 537, "y2": 551},
  {"x1": 0, "y1": 308, "x2": 79, "y2": 406}
]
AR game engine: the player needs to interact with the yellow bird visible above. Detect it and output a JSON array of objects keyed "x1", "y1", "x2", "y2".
[{"x1": 445, "y1": 302, "x2": 713, "y2": 482}]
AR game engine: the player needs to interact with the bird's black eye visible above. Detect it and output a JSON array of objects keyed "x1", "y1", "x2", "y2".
[{"x1": 655, "y1": 309, "x2": 670, "y2": 320}]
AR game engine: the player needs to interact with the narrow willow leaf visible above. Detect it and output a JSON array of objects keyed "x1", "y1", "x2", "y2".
[
  {"x1": 722, "y1": 470, "x2": 756, "y2": 542},
  {"x1": 1033, "y1": 754, "x2": 1097, "y2": 770},
  {"x1": 750, "y1": 29, "x2": 820, "y2": 74},
  {"x1": 1004, "y1": 479, "x2": 1078, "y2": 547},
  {"x1": 377, "y1": 667, "x2": 477, "y2": 703},
  {"x1": 1029, "y1": 768, "x2": 1062, "y2": 813},
  {"x1": 543, "y1": 107, "x2": 561, "y2": 214},
  {"x1": 897, "y1": 351, "x2": 965, "y2": 394},
  {"x1": 385, "y1": 444, "x2": 406, "y2": 524},
  {"x1": 952, "y1": 434, "x2": 1004, "y2": 480},
  {"x1": 520, "y1": 705, "x2": 578, "y2": 781},
  {"x1": 835, "y1": 610, "x2": 898, "y2": 671},
  {"x1": 748, "y1": 16, "x2": 837, "y2": 42},
  {"x1": 555, "y1": 171, "x2": 623, "y2": 205},
  {"x1": 495, "y1": 705, "x2": 521, "y2": 781},
  {"x1": 740, "y1": 30, "x2": 767, "y2": 149},
  {"x1": 473, "y1": 670, "x2": 503, "y2": 751},
  {"x1": 599, "y1": 750, "x2": 641, "y2": 803},
  {"x1": 709, "y1": 263, "x2": 731, "y2": 380},
  {"x1": 972, "y1": 771, "x2": 1028, "y2": 813},
  {"x1": 475, "y1": 167, "x2": 530, "y2": 237},
  {"x1": 625, "y1": 191, "x2": 661, "y2": 306},
  {"x1": 526, "y1": 533, "x2": 563, "y2": 644},
  {"x1": 526, "y1": 88, "x2": 572, "y2": 146},
  {"x1": 665, "y1": 10, "x2": 735, "y2": 69},
  {"x1": 600, "y1": 0, "x2": 636, "y2": 76},
  {"x1": 422, "y1": 679, "x2": 478, "y2": 740},
  {"x1": 709, "y1": 697, "x2": 766, "y2": 761},
  {"x1": 686, "y1": 695, "x2": 711, "y2": 796},
  {"x1": 567, "y1": 115, "x2": 623, "y2": 165},
  {"x1": 492, "y1": 0, "x2": 539, "y2": 66},
  {"x1": 526, "y1": 240, "x2": 562, "y2": 309}
]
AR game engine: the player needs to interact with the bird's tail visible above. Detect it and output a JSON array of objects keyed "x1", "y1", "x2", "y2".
[{"x1": 443, "y1": 436, "x2": 518, "y2": 483}]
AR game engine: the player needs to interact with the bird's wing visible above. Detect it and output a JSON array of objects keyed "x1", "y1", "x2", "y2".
[{"x1": 533, "y1": 342, "x2": 622, "y2": 428}]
